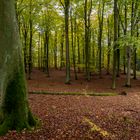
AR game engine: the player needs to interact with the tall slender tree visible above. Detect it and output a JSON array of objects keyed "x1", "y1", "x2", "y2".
[
  {"x1": 98, "y1": 0, "x2": 105, "y2": 78},
  {"x1": 70, "y1": 8, "x2": 78, "y2": 80},
  {"x1": 60, "y1": 29, "x2": 65, "y2": 70},
  {"x1": 59, "y1": 0, "x2": 71, "y2": 84},
  {"x1": 65, "y1": 0, "x2": 71, "y2": 84},
  {"x1": 106, "y1": 17, "x2": 111, "y2": 75},
  {"x1": 54, "y1": 31, "x2": 58, "y2": 70},
  {"x1": 112, "y1": 0, "x2": 118, "y2": 89},
  {"x1": 44, "y1": 30, "x2": 50, "y2": 76},
  {"x1": 84, "y1": 0, "x2": 92, "y2": 81},
  {"x1": 28, "y1": 0, "x2": 33, "y2": 80}
]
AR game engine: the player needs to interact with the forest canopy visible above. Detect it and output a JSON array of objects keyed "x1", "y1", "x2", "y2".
[{"x1": 16, "y1": 0, "x2": 140, "y2": 87}]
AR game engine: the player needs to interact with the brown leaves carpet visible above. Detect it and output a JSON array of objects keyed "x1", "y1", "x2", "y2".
[{"x1": 0, "y1": 69, "x2": 140, "y2": 140}]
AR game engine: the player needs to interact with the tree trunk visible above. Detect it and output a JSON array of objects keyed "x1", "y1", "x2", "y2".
[
  {"x1": 0, "y1": 0, "x2": 37, "y2": 135},
  {"x1": 28, "y1": 0, "x2": 33, "y2": 80},
  {"x1": 133, "y1": 48, "x2": 137, "y2": 79},
  {"x1": 125, "y1": 0, "x2": 136, "y2": 86},
  {"x1": 106, "y1": 17, "x2": 111, "y2": 75},
  {"x1": 23, "y1": 23, "x2": 28, "y2": 73},
  {"x1": 70, "y1": 10, "x2": 77, "y2": 80},
  {"x1": 116, "y1": 49, "x2": 120, "y2": 77},
  {"x1": 133, "y1": 24, "x2": 139, "y2": 78},
  {"x1": 123, "y1": 1, "x2": 127, "y2": 75},
  {"x1": 40, "y1": 36, "x2": 43, "y2": 70},
  {"x1": 125, "y1": 46, "x2": 131, "y2": 87},
  {"x1": 65, "y1": 0, "x2": 70, "y2": 84},
  {"x1": 91, "y1": 29, "x2": 96, "y2": 72},
  {"x1": 131, "y1": 0, "x2": 138, "y2": 80},
  {"x1": 77, "y1": 35, "x2": 81, "y2": 72},
  {"x1": 123, "y1": 52, "x2": 126, "y2": 74},
  {"x1": 44, "y1": 31, "x2": 49, "y2": 76},
  {"x1": 112, "y1": 0, "x2": 118, "y2": 89},
  {"x1": 54, "y1": 31, "x2": 57, "y2": 70},
  {"x1": 60, "y1": 32, "x2": 64, "y2": 70},
  {"x1": 98, "y1": 1, "x2": 105, "y2": 78},
  {"x1": 84, "y1": 0, "x2": 92, "y2": 81},
  {"x1": 116, "y1": 19, "x2": 120, "y2": 77},
  {"x1": 38, "y1": 33, "x2": 41, "y2": 69}
]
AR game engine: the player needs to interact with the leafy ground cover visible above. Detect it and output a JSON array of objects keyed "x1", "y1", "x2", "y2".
[{"x1": 0, "y1": 69, "x2": 140, "y2": 140}]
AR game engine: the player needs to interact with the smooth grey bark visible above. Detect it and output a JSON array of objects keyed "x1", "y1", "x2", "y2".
[
  {"x1": 38, "y1": 33, "x2": 41, "y2": 69},
  {"x1": 28, "y1": 0, "x2": 33, "y2": 80},
  {"x1": 106, "y1": 17, "x2": 111, "y2": 75},
  {"x1": 22, "y1": 21, "x2": 28, "y2": 73},
  {"x1": 112, "y1": 0, "x2": 118, "y2": 89},
  {"x1": 131, "y1": 0, "x2": 139, "y2": 80},
  {"x1": 84, "y1": 0, "x2": 92, "y2": 81},
  {"x1": 116, "y1": 18, "x2": 120, "y2": 77},
  {"x1": 77, "y1": 35, "x2": 81, "y2": 72},
  {"x1": 44, "y1": 31, "x2": 50, "y2": 76},
  {"x1": 98, "y1": 0, "x2": 105, "y2": 78},
  {"x1": 125, "y1": 0, "x2": 136, "y2": 86},
  {"x1": 116, "y1": 48, "x2": 120, "y2": 77},
  {"x1": 118, "y1": 0, "x2": 128, "y2": 75},
  {"x1": 0, "y1": 0, "x2": 37, "y2": 135},
  {"x1": 64, "y1": 0, "x2": 71, "y2": 84},
  {"x1": 60, "y1": 31, "x2": 65, "y2": 70},
  {"x1": 125, "y1": 46, "x2": 131, "y2": 87},
  {"x1": 70, "y1": 9, "x2": 78, "y2": 80},
  {"x1": 133, "y1": 48, "x2": 137, "y2": 79},
  {"x1": 54, "y1": 31, "x2": 58, "y2": 70},
  {"x1": 123, "y1": 2, "x2": 127, "y2": 75}
]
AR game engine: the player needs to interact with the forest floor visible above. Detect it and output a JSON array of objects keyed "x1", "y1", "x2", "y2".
[{"x1": 1, "y1": 68, "x2": 140, "y2": 140}]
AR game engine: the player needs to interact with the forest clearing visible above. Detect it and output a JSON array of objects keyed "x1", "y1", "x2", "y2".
[
  {"x1": 0, "y1": 69, "x2": 140, "y2": 140},
  {"x1": 0, "y1": 0, "x2": 140, "y2": 139}
]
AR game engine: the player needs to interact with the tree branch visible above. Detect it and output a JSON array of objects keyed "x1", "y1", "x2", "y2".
[{"x1": 59, "y1": 0, "x2": 65, "y2": 9}]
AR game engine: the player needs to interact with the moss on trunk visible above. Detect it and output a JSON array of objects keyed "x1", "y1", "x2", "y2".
[
  {"x1": 0, "y1": 69, "x2": 37, "y2": 134},
  {"x1": 0, "y1": 0, "x2": 38, "y2": 135}
]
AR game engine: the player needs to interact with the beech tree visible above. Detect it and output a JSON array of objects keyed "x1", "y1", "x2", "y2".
[
  {"x1": 112, "y1": 0, "x2": 118, "y2": 89},
  {"x1": 0, "y1": 0, "x2": 37, "y2": 135},
  {"x1": 59, "y1": 0, "x2": 71, "y2": 84},
  {"x1": 98, "y1": 0, "x2": 105, "y2": 78},
  {"x1": 84, "y1": 0, "x2": 92, "y2": 81},
  {"x1": 28, "y1": 0, "x2": 33, "y2": 80},
  {"x1": 16, "y1": 0, "x2": 140, "y2": 88}
]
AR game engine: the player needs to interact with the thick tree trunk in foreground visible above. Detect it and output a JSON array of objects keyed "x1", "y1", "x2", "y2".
[{"x1": 0, "y1": 0, "x2": 37, "y2": 135}]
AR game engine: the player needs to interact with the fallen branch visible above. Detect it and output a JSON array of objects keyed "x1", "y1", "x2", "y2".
[{"x1": 29, "y1": 91, "x2": 126, "y2": 96}]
